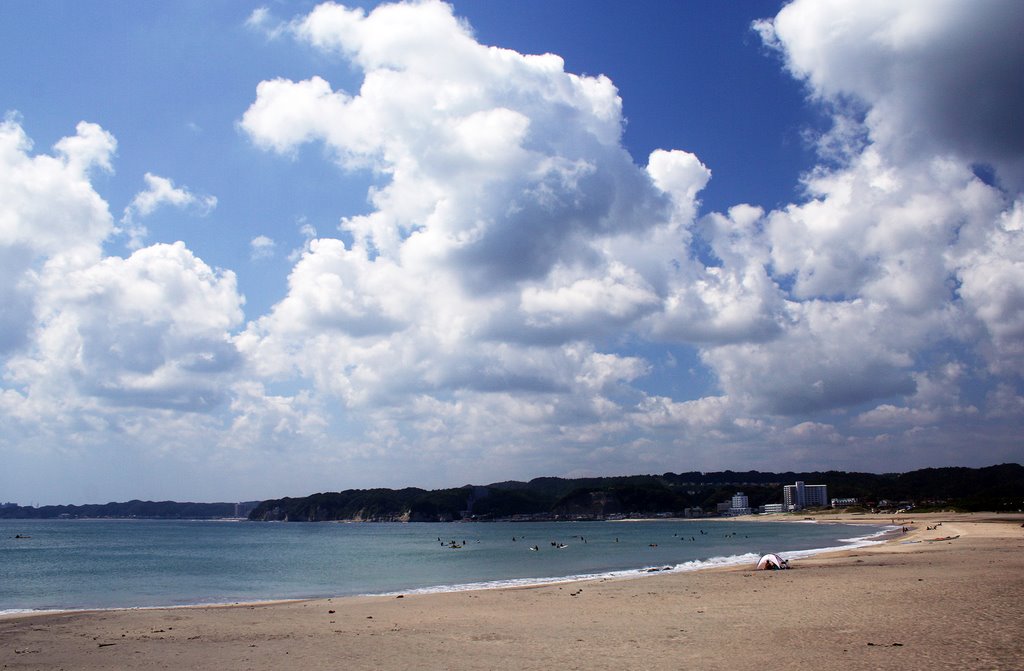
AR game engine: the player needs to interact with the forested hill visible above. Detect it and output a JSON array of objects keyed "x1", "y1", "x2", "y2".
[
  {"x1": 248, "y1": 463, "x2": 1024, "y2": 522},
  {"x1": 5, "y1": 464, "x2": 1019, "y2": 521},
  {"x1": 0, "y1": 500, "x2": 260, "y2": 520}
]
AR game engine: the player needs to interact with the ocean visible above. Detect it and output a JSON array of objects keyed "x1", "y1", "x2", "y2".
[{"x1": 0, "y1": 518, "x2": 893, "y2": 614}]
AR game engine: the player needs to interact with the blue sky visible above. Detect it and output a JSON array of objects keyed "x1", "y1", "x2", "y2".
[{"x1": 1, "y1": 1, "x2": 1022, "y2": 505}]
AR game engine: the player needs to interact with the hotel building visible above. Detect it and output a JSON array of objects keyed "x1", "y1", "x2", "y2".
[
  {"x1": 729, "y1": 492, "x2": 752, "y2": 516},
  {"x1": 783, "y1": 481, "x2": 828, "y2": 510}
]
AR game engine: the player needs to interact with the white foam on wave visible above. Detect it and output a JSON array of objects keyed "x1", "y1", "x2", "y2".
[
  {"x1": 839, "y1": 525, "x2": 900, "y2": 544},
  {"x1": 668, "y1": 551, "x2": 762, "y2": 572},
  {"x1": 778, "y1": 525, "x2": 900, "y2": 561},
  {"x1": 369, "y1": 523, "x2": 897, "y2": 597},
  {"x1": 370, "y1": 552, "x2": 771, "y2": 597},
  {"x1": 0, "y1": 597, "x2": 311, "y2": 619},
  {"x1": 373, "y1": 568, "x2": 647, "y2": 597},
  {"x1": 0, "y1": 608, "x2": 51, "y2": 619}
]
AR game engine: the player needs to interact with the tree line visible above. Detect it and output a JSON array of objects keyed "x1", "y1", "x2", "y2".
[
  {"x1": 4, "y1": 464, "x2": 1019, "y2": 520},
  {"x1": 248, "y1": 463, "x2": 1024, "y2": 522}
]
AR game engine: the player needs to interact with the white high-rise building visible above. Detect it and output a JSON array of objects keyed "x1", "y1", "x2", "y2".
[
  {"x1": 783, "y1": 481, "x2": 828, "y2": 510},
  {"x1": 729, "y1": 492, "x2": 752, "y2": 515}
]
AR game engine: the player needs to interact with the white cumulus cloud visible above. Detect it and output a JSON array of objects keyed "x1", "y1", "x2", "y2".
[
  {"x1": 250, "y1": 235, "x2": 276, "y2": 260},
  {"x1": 230, "y1": 0, "x2": 1024, "y2": 477},
  {"x1": 6, "y1": 0, "x2": 1024, "y2": 499},
  {"x1": 755, "y1": 0, "x2": 1024, "y2": 187},
  {"x1": 120, "y1": 172, "x2": 217, "y2": 249}
]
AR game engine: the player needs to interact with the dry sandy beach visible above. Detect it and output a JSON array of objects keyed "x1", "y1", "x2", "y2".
[{"x1": 3, "y1": 513, "x2": 1023, "y2": 671}]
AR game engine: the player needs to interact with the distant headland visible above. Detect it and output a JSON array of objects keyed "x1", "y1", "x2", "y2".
[{"x1": 0, "y1": 500, "x2": 261, "y2": 520}]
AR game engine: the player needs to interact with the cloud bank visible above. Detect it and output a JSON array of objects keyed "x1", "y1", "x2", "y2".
[{"x1": 1, "y1": 0, "x2": 1021, "y2": 501}]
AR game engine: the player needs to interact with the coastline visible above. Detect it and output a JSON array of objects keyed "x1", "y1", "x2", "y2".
[
  {"x1": 0, "y1": 517, "x2": 893, "y2": 618},
  {"x1": 3, "y1": 513, "x2": 1023, "y2": 670}
]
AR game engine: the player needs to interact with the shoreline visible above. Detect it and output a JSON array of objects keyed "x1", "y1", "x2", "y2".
[
  {"x1": 3, "y1": 513, "x2": 1022, "y2": 671},
  {"x1": 0, "y1": 518, "x2": 894, "y2": 619}
]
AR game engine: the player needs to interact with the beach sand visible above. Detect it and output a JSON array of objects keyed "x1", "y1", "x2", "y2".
[{"x1": 3, "y1": 512, "x2": 1023, "y2": 670}]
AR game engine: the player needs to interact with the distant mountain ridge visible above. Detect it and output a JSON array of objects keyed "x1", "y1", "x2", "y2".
[
  {"x1": 4, "y1": 464, "x2": 1019, "y2": 521},
  {"x1": 248, "y1": 463, "x2": 1024, "y2": 522},
  {"x1": 0, "y1": 499, "x2": 260, "y2": 520}
]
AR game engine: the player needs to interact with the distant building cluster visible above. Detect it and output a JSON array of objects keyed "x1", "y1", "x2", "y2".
[{"x1": 720, "y1": 481, "x2": 830, "y2": 516}]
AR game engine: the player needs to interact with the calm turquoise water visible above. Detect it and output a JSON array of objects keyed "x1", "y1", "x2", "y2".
[{"x1": 0, "y1": 519, "x2": 891, "y2": 613}]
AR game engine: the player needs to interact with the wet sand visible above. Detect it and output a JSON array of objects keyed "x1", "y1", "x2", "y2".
[{"x1": 3, "y1": 513, "x2": 1023, "y2": 670}]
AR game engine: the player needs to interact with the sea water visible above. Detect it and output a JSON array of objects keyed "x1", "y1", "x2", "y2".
[{"x1": 0, "y1": 518, "x2": 893, "y2": 613}]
